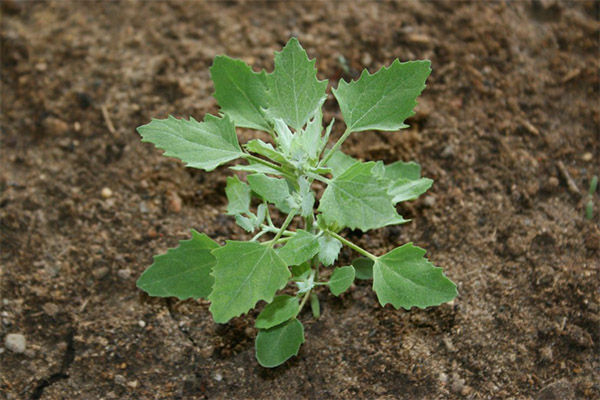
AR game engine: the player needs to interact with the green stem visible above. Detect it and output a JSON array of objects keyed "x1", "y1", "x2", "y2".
[
  {"x1": 268, "y1": 208, "x2": 298, "y2": 247},
  {"x1": 326, "y1": 230, "x2": 378, "y2": 261},
  {"x1": 297, "y1": 288, "x2": 312, "y2": 315},
  {"x1": 319, "y1": 128, "x2": 352, "y2": 167},
  {"x1": 259, "y1": 224, "x2": 295, "y2": 237}
]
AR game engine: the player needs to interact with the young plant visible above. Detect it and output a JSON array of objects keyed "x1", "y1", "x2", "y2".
[{"x1": 136, "y1": 38, "x2": 457, "y2": 368}]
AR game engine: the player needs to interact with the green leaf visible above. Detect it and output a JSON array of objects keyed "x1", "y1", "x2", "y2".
[
  {"x1": 225, "y1": 176, "x2": 251, "y2": 215},
  {"x1": 318, "y1": 162, "x2": 407, "y2": 231},
  {"x1": 352, "y1": 257, "x2": 374, "y2": 280},
  {"x1": 277, "y1": 230, "x2": 319, "y2": 266},
  {"x1": 333, "y1": 60, "x2": 431, "y2": 133},
  {"x1": 230, "y1": 162, "x2": 282, "y2": 176},
  {"x1": 247, "y1": 173, "x2": 292, "y2": 213},
  {"x1": 298, "y1": 177, "x2": 315, "y2": 217},
  {"x1": 235, "y1": 214, "x2": 255, "y2": 232},
  {"x1": 318, "y1": 234, "x2": 342, "y2": 266},
  {"x1": 389, "y1": 178, "x2": 433, "y2": 204},
  {"x1": 137, "y1": 230, "x2": 219, "y2": 300},
  {"x1": 310, "y1": 293, "x2": 320, "y2": 319},
  {"x1": 325, "y1": 150, "x2": 359, "y2": 176},
  {"x1": 384, "y1": 161, "x2": 422, "y2": 181},
  {"x1": 266, "y1": 37, "x2": 328, "y2": 131},
  {"x1": 255, "y1": 319, "x2": 305, "y2": 368},
  {"x1": 329, "y1": 266, "x2": 355, "y2": 296},
  {"x1": 209, "y1": 242, "x2": 290, "y2": 323},
  {"x1": 137, "y1": 114, "x2": 242, "y2": 171},
  {"x1": 245, "y1": 139, "x2": 289, "y2": 165},
  {"x1": 255, "y1": 295, "x2": 299, "y2": 329},
  {"x1": 372, "y1": 243, "x2": 457, "y2": 309},
  {"x1": 291, "y1": 262, "x2": 311, "y2": 277},
  {"x1": 289, "y1": 110, "x2": 323, "y2": 162},
  {"x1": 210, "y1": 55, "x2": 271, "y2": 131}
]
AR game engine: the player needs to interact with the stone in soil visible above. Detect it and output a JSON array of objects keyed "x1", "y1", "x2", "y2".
[{"x1": 5, "y1": 333, "x2": 26, "y2": 353}]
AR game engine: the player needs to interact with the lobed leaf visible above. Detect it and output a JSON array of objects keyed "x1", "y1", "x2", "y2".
[
  {"x1": 318, "y1": 162, "x2": 406, "y2": 231},
  {"x1": 372, "y1": 243, "x2": 457, "y2": 310},
  {"x1": 277, "y1": 229, "x2": 320, "y2": 266},
  {"x1": 136, "y1": 230, "x2": 219, "y2": 300},
  {"x1": 225, "y1": 176, "x2": 251, "y2": 216},
  {"x1": 209, "y1": 241, "x2": 290, "y2": 323},
  {"x1": 137, "y1": 114, "x2": 242, "y2": 171},
  {"x1": 333, "y1": 59, "x2": 431, "y2": 133},
  {"x1": 318, "y1": 234, "x2": 343, "y2": 266},
  {"x1": 247, "y1": 173, "x2": 293, "y2": 213},
  {"x1": 210, "y1": 55, "x2": 271, "y2": 131},
  {"x1": 255, "y1": 319, "x2": 305, "y2": 368},
  {"x1": 266, "y1": 37, "x2": 328, "y2": 131},
  {"x1": 389, "y1": 178, "x2": 433, "y2": 204}
]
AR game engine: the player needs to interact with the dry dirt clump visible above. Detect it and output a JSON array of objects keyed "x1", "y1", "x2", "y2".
[{"x1": 1, "y1": 1, "x2": 598, "y2": 399}]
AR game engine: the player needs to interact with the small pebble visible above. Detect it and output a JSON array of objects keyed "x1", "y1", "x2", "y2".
[
  {"x1": 139, "y1": 201, "x2": 149, "y2": 213},
  {"x1": 117, "y1": 268, "x2": 131, "y2": 280},
  {"x1": 5, "y1": 333, "x2": 26, "y2": 353},
  {"x1": 439, "y1": 372, "x2": 448, "y2": 383},
  {"x1": 441, "y1": 145, "x2": 454, "y2": 158},
  {"x1": 582, "y1": 152, "x2": 593, "y2": 162},
  {"x1": 101, "y1": 187, "x2": 113, "y2": 198},
  {"x1": 43, "y1": 117, "x2": 69, "y2": 136},
  {"x1": 423, "y1": 196, "x2": 436, "y2": 207},
  {"x1": 92, "y1": 266, "x2": 109, "y2": 280},
  {"x1": 546, "y1": 176, "x2": 559, "y2": 190},
  {"x1": 127, "y1": 380, "x2": 138, "y2": 389},
  {"x1": 211, "y1": 371, "x2": 223, "y2": 382},
  {"x1": 138, "y1": 320, "x2": 146, "y2": 328},
  {"x1": 114, "y1": 374, "x2": 127, "y2": 386},
  {"x1": 540, "y1": 346, "x2": 553, "y2": 362},
  {"x1": 166, "y1": 190, "x2": 182, "y2": 213}
]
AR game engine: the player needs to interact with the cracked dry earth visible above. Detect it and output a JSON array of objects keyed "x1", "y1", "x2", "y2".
[{"x1": 1, "y1": 1, "x2": 599, "y2": 399}]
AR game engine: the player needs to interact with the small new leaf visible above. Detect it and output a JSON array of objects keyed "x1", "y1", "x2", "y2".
[
  {"x1": 329, "y1": 266, "x2": 355, "y2": 296},
  {"x1": 210, "y1": 56, "x2": 271, "y2": 131},
  {"x1": 255, "y1": 295, "x2": 299, "y2": 329},
  {"x1": 225, "y1": 176, "x2": 251, "y2": 215},
  {"x1": 372, "y1": 243, "x2": 457, "y2": 309},
  {"x1": 352, "y1": 257, "x2": 374, "y2": 280},
  {"x1": 255, "y1": 319, "x2": 305, "y2": 368},
  {"x1": 333, "y1": 60, "x2": 431, "y2": 133},
  {"x1": 266, "y1": 37, "x2": 328, "y2": 131},
  {"x1": 247, "y1": 173, "x2": 293, "y2": 213},
  {"x1": 318, "y1": 234, "x2": 343, "y2": 266},
  {"x1": 136, "y1": 230, "x2": 219, "y2": 300},
  {"x1": 137, "y1": 114, "x2": 242, "y2": 171},
  {"x1": 209, "y1": 242, "x2": 290, "y2": 323}
]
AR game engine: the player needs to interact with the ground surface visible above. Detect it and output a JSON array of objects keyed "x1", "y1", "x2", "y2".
[{"x1": 1, "y1": 1, "x2": 599, "y2": 399}]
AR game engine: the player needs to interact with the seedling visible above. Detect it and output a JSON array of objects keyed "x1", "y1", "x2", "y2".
[
  {"x1": 586, "y1": 175, "x2": 597, "y2": 220},
  {"x1": 136, "y1": 38, "x2": 457, "y2": 367}
]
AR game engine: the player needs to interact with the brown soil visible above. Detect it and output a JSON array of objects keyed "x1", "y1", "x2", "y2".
[{"x1": 1, "y1": 1, "x2": 599, "y2": 399}]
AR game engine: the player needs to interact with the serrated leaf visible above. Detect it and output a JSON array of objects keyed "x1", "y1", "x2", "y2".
[
  {"x1": 225, "y1": 176, "x2": 251, "y2": 216},
  {"x1": 247, "y1": 173, "x2": 292, "y2": 213},
  {"x1": 235, "y1": 214, "x2": 255, "y2": 232},
  {"x1": 277, "y1": 230, "x2": 319, "y2": 266},
  {"x1": 266, "y1": 37, "x2": 328, "y2": 131},
  {"x1": 384, "y1": 161, "x2": 422, "y2": 181},
  {"x1": 326, "y1": 150, "x2": 359, "y2": 176},
  {"x1": 389, "y1": 178, "x2": 433, "y2": 204},
  {"x1": 329, "y1": 266, "x2": 355, "y2": 296},
  {"x1": 318, "y1": 162, "x2": 407, "y2": 231},
  {"x1": 298, "y1": 177, "x2": 315, "y2": 217},
  {"x1": 290, "y1": 110, "x2": 323, "y2": 162},
  {"x1": 137, "y1": 230, "x2": 219, "y2": 300},
  {"x1": 255, "y1": 295, "x2": 299, "y2": 329},
  {"x1": 333, "y1": 60, "x2": 431, "y2": 133},
  {"x1": 352, "y1": 257, "x2": 374, "y2": 280},
  {"x1": 210, "y1": 55, "x2": 271, "y2": 131},
  {"x1": 230, "y1": 162, "x2": 282, "y2": 176},
  {"x1": 318, "y1": 234, "x2": 342, "y2": 266},
  {"x1": 372, "y1": 243, "x2": 457, "y2": 310},
  {"x1": 245, "y1": 139, "x2": 289, "y2": 165},
  {"x1": 137, "y1": 114, "x2": 242, "y2": 171},
  {"x1": 209, "y1": 242, "x2": 290, "y2": 323},
  {"x1": 255, "y1": 319, "x2": 305, "y2": 368}
]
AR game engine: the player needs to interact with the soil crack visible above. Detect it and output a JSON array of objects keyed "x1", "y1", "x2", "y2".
[{"x1": 30, "y1": 329, "x2": 75, "y2": 400}]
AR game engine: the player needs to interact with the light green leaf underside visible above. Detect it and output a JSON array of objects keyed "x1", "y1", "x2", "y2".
[
  {"x1": 333, "y1": 59, "x2": 431, "y2": 133},
  {"x1": 255, "y1": 295, "x2": 299, "y2": 329},
  {"x1": 326, "y1": 150, "x2": 359, "y2": 177},
  {"x1": 245, "y1": 139, "x2": 289, "y2": 165},
  {"x1": 352, "y1": 257, "x2": 374, "y2": 280},
  {"x1": 389, "y1": 178, "x2": 433, "y2": 204},
  {"x1": 247, "y1": 173, "x2": 292, "y2": 213},
  {"x1": 225, "y1": 176, "x2": 251, "y2": 215},
  {"x1": 210, "y1": 55, "x2": 271, "y2": 131},
  {"x1": 372, "y1": 243, "x2": 457, "y2": 310},
  {"x1": 137, "y1": 114, "x2": 242, "y2": 171},
  {"x1": 256, "y1": 319, "x2": 305, "y2": 368},
  {"x1": 318, "y1": 235, "x2": 342, "y2": 266},
  {"x1": 136, "y1": 230, "x2": 219, "y2": 300},
  {"x1": 209, "y1": 241, "x2": 290, "y2": 323},
  {"x1": 277, "y1": 230, "x2": 319, "y2": 266},
  {"x1": 266, "y1": 37, "x2": 328, "y2": 131},
  {"x1": 329, "y1": 266, "x2": 355, "y2": 296},
  {"x1": 318, "y1": 162, "x2": 406, "y2": 231}
]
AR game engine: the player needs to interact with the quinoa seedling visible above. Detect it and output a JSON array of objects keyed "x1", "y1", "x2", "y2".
[{"x1": 136, "y1": 38, "x2": 457, "y2": 367}]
